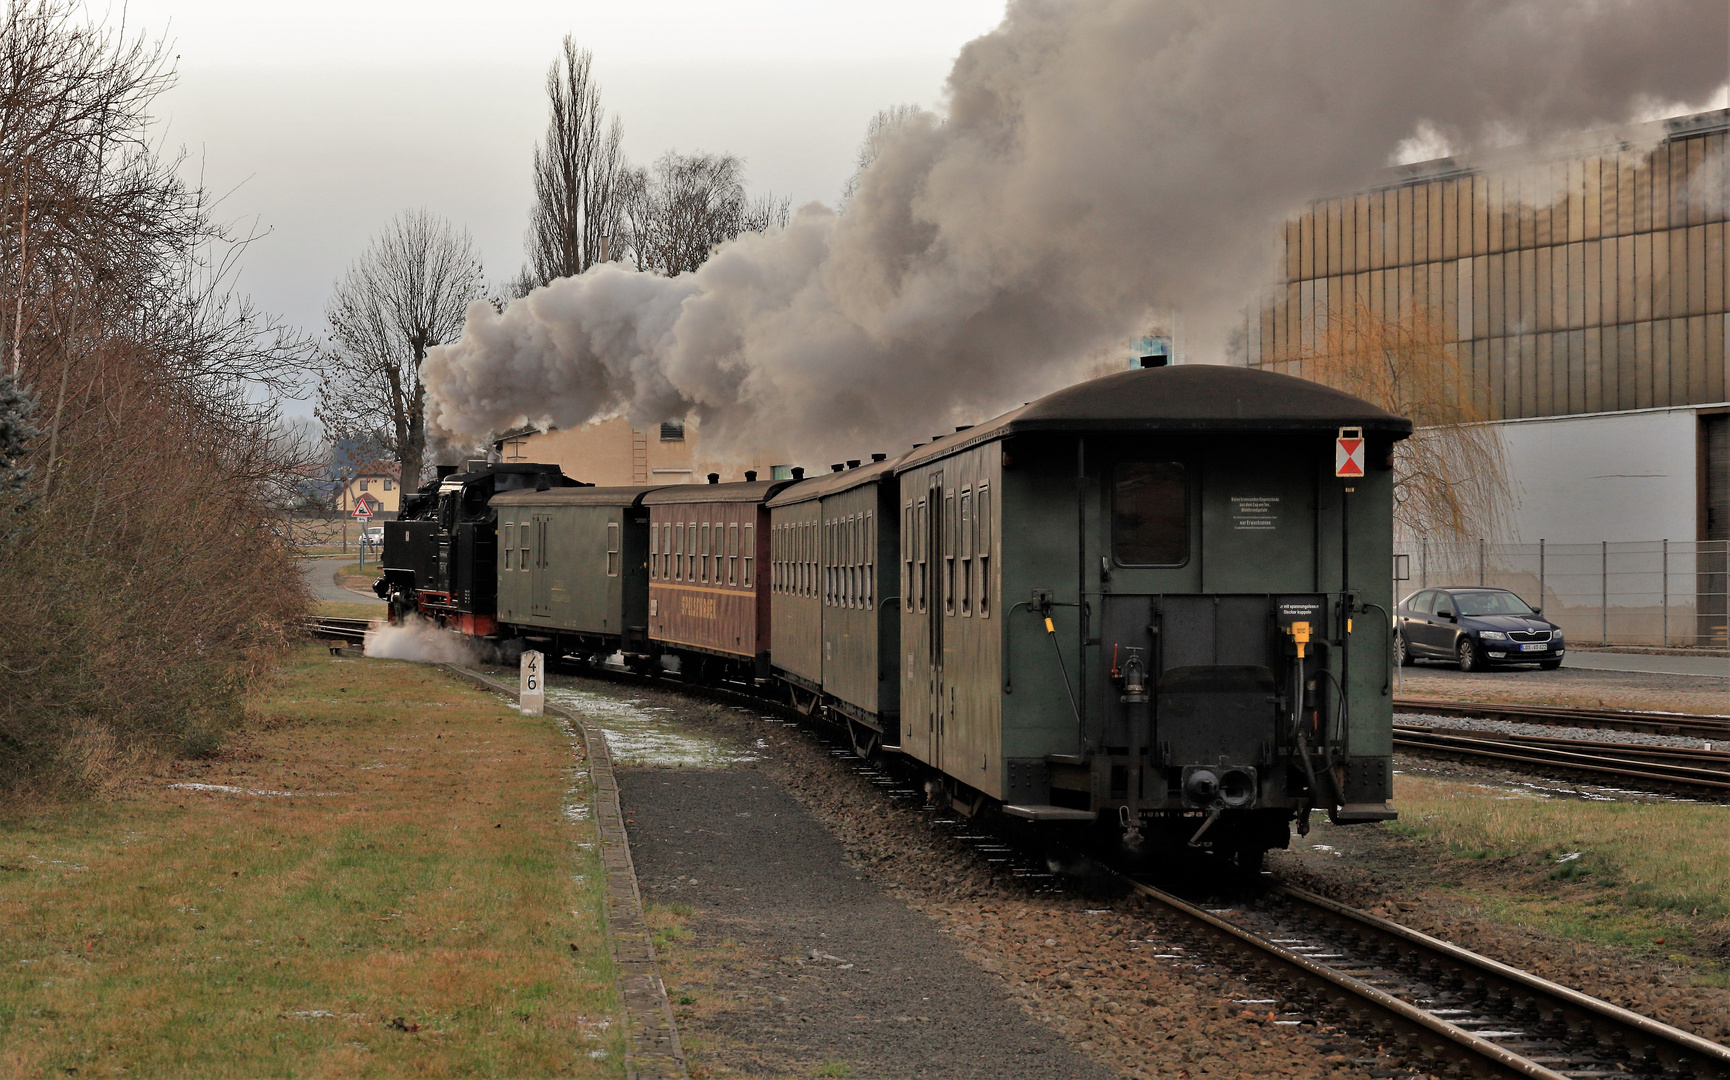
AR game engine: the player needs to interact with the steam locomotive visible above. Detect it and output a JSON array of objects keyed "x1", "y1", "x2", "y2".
[{"x1": 378, "y1": 364, "x2": 1412, "y2": 862}]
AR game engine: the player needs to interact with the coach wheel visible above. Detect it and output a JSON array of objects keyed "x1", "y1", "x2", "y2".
[
  {"x1": 1456, "y1": 638, "x2": 1481, "y2": 672},
  {"x1": 1395, "y1": 632, "x2": 1413, "y2": 667}
]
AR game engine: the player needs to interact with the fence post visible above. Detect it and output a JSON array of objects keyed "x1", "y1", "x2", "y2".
[
  {"x1": 1601, "y1": 540, "x2": 1608, "y2": 644},
  {"x1": 1478, "y1": 538, "x2": 1485, "y2": 587},
  {"x1": 1543, "y1": 536, "x2": 1557, "y2": 609},
  {"x1": 1662, "y1": 539, "x2": 1668, "y2": 646}
]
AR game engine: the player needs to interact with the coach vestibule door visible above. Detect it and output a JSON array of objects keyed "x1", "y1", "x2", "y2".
[
  {"x1": 926, "y1": 471, "x2": 946, "y2": 770},
  {"x1": 530, "y1": 515, "x2": 552, "y2": 616}
]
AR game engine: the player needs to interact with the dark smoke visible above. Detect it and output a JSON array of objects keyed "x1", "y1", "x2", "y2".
[{"x1": 424, "y1": 0, "x2": 1728, "y2": 460}]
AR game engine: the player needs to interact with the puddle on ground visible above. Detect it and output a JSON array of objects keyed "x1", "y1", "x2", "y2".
[{"x1": 545, "y1": 682, "x2": 759, "y2": 768}]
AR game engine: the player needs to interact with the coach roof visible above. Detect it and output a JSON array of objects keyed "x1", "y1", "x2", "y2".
[
  {"x1": 491, "y1": 485, "x2": 666, "y2": 509},
  {"x1": 896, "y1": 364, "x2": 1412, "y2": 473},
  {"x1": 766, "y1": 452, "x2": 907, "y2": 508},
  {"x1": 641, "y1": 478, "x2": 798, "y2": 506}
]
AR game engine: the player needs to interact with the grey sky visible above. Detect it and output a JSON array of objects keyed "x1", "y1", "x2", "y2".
[{"x1": 120, "y1": 1, "x2": 1005, "y2": 376}]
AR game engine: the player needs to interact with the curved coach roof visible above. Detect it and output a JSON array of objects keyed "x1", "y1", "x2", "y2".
[
  {"x1": 492, "y1": 484, "x2": 666, "y2": 508},
  {"x1": 766, "y1": 452, "x2": 908, "y2": 508},
  {"x1": 641, "y1": 478, "x2": 798, "y2": 506},
  {"x1": 896, "y1": 365, "x2": 1412, "y2": 473}
]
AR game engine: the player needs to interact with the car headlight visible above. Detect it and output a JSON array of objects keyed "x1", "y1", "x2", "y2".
[{"x1": 1479, "y1": 631, "x2": 1508, "y2": 641}]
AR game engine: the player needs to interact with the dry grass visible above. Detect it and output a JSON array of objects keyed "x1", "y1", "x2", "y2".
[
  {"x1": 0, "y1": 645, "x2": 621, "y2": 1078},
  {"x1": 315, "y1": 602, "x2": 388, "y2": 620},
  {"x1": 1389, "y1": 774, "x2": 1730, "y2": 953}
]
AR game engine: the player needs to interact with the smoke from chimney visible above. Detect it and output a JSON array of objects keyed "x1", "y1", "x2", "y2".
[{"x1": 423, "y1": 0, "x2": 1726, "y2": 461}]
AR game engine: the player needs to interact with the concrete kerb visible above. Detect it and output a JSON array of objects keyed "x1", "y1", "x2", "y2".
[{"x1": 444, "y1": 664, "x2": 687, "y2": 1080}]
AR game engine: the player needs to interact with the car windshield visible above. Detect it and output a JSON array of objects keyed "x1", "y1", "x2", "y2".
[{"x1": 1454, "y1": 591, "x2": 1535, "y2": 617}]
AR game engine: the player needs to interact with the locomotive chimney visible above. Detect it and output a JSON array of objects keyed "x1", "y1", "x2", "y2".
[
  {"x1": 744, "y1": 470, "x2": 757, "y2": 482},
  {"x1": 791, "y1": 467, "x2": 805, "y2": 480},
  {"x1": 707, "y1": 472, "x2": 720, "y2": 484},
  {"x1": 436, "y1": 465, "x2": 458, "y2": 480}
]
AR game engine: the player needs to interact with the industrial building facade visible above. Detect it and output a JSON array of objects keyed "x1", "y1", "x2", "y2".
[{"x1": 1250, "y1": 109, "x2": 1727, "y2": 646}]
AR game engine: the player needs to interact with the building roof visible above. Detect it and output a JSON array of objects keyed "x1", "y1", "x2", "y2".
[
  {"x1": 896, "y1": 364, "x2": 1411, "y2": 473},
  {"x1": 346, "y1": 460, "x2": 401, "y2": 480},
  {"x1": 492, "y1": 485, "x2": 666, "y2": 509}
]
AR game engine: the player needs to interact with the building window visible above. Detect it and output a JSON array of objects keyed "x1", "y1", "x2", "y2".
[
  {"x1": 659, "y1": 420, "x2": 685, "y2": 441},
  {"x1": 384, "y1": 478, "x2": 392, "y2": 491},
  {"x1": 606, "y1": 522, "x2": 620, "y2": 577},
  {"x1": 1113, "y1": 462, "x2": 1188, "y2": 566},
  {"x1": 359, "y1": 479, "x2": 370, "y2": 492},
  {"x1": 742, "y1": 524, "x2": 754, "y2": 588},
  {"x1": 977, "y1": 483, "x2": 990, "y2": 618}
]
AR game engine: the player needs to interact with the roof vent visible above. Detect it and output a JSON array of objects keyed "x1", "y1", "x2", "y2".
[
  {"x1": 707, "y1": 472, "x2": 720, "y2": 484},
  {"x1": 955, "y1": 425, "x2": 972, "y2": 432},
  {"x1": 831, "y1": 463, "x2": 844, "y2": 472},
  {"x1": 791, "y1": 467, "x2": 805, "y2": 480},
  {"x1": 1139, "y1": 355, "x2": 1169, "y2": 368},
  {"x1": 744, "y1": 470, "x2": 757, "y2": 482},
  {"x1": 871, "y1": 453, "x2": 886, "y2": 462},
  {"x1": 846, "y1": 459, "x2": 860, "y2": 469}
]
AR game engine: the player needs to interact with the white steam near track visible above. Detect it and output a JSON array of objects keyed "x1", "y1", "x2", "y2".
[
  {"x1": 424, "y1": 0, "x2": 1728, "y2": 461},
  {"x1": 364, "y1": 617, "x2": 487, "y2": 665}
]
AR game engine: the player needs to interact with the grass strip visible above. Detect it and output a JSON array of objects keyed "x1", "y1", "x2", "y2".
[{"x1": 0, "y1": 644, "x2": 620, "y2": 1078}]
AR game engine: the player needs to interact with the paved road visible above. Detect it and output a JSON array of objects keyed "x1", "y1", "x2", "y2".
[
  {"x1": 300, "y1": 555, "x2": 385, "y2": 606},
  {"x1": 1563, "y1": 650, "x2": 1729, "y2": 678}
]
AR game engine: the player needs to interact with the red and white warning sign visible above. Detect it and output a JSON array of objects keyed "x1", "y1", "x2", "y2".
[
  {"x1": 1334, "y1": 427, "x2": 1366, "y2": 478},
  {"x1": 352, "y1": 498, "x2": 374, "y2": 520}
]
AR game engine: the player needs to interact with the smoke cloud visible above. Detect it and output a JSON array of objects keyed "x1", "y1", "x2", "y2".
[
  {"x1": 424, "y1": 0, "x2": 1728, "y2": 461},
  {"x1": 365, "y1": 617, "x2": 487, "y2": 665}
]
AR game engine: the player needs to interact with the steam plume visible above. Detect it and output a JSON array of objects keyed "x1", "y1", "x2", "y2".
[{"x1": 424, "y1": 0, "x2": 1728, "y2": 461}]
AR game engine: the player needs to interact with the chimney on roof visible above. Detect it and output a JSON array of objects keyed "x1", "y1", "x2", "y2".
[
  {"x1": 831, "y1": 463, "x2": 844, "y2": 472},
  {"x1": 847, "y1": 459, "x2": 860, "y2": 469},
  {"x1": 871, "y1": 453, "x2": 887, "y2": 462},
  {"x1": 744, "y1": 470, "x2": 757, "y2": 482},
  {"x1": 707, "y1": 472, "x2": 720, "y2": 484},
  {"x1": 791, "y1": 467, "x2": 805, "y2": 480}
]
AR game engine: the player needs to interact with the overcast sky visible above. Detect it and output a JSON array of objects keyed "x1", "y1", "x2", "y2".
[{"x1": 115, "y1": 0, "x2": 1007, "y2": 378}]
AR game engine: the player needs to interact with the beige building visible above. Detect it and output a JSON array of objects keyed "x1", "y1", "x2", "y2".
[
  {"x1": 338, "y1": 461, "x2": 402, "y2": 516},
  {"x1": 494, "y1": 416, "x2": 787, "y2": 487}
]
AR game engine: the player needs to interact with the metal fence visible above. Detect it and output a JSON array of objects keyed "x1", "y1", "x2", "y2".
[{"x1": 1395, "y1": 539, "x2": 1729, "y2": 648}]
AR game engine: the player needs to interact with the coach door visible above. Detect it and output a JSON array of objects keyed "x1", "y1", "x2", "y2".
[
  {"x1": 926, "y1": 471, "x2": 948, "y2": 768},
  {"x1": 530, "y1": 515, "x2": 552, "y2": 617}
]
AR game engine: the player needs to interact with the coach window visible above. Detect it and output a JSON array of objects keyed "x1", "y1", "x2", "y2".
[
  {"x1": 1112, "y1": 462, "x2": 1188, "y2": 567},
  {"x1": 943, "y1": 492, "x2": 956, "y2": 616},
  {"x1": 728, "y1": 522, "x2": 739, "y2": 586},
  {"x1": 503, "y1": 523, "x2": 514, "y2": 571},
  {"x1": 864, "y1": 512, "x2": 874, "y2": 608},
  {"x1": 675, "y1": 523, "x2": 685, "y2": 580},
  {"x1": 606, "y1": 522, "x2": 620, "y2": 576},
  {"x1": 915, "y1": 497, "x2": 928, "y2": 613},
  {"x1": 959, "y1": 489, "x2": 973, "y2": 616},
  {"x1": 903, "y1": 501, "x2": 914, "y2": 605},
  {"x1": 743, "y1": 523, "x2": 754, "y2": 587},
  {"x1": 646, "y1": 523, "x2": 656, "y2": 579},
  {"x1": 662, "y1": 524, "x2": 671, "y2": 579},
  {"x1": 977, "y1": 483, "x2": 991, "y2": 617}
]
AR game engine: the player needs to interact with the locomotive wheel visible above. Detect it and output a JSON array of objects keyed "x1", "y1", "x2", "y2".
[
  {"x1": 1456, "y1": 638, "x2": 1482, "y2": 672},
  {"x1": 1395, "y1": 632, "x2": 1413, "y2": 666}
]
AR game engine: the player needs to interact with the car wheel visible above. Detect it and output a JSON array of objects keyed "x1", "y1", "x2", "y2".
[
  {"x1": 1395, "y1": 631, "x2": 1414, "y2": 667},
  {"x1": 1457, "y1": 637, "x2": 1481, "y2": 672},
  {"x1": 1538, "y1": 658, "x2": 1562, "y2": 670}
]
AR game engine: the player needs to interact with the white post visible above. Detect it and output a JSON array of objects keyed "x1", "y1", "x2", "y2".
[{"x1": 520, "y1": 650, "x2": 545, "y2": 716}]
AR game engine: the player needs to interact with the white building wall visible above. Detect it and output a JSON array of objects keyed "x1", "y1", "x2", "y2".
[{"x1": 1497, "y1": 407, "x2": 1705, "y2": 545}]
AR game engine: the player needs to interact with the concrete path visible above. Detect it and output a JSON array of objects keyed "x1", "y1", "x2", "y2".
[
  {"x1": 300, "y1": 555, "x2": 385, "y2": 606},
  {"x1": 1563, "y1": 650, "x2": 1730, "y2": 678}
]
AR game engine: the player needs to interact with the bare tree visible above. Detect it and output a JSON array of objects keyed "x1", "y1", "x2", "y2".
[
  {"x1": 523, "y1": 38, "x2": 625, "y2": 289},
  {"x1": 841, "y1": 103, "x2": 921, "y2": 206},
  {"x1": 1278, "y1": 302, "x2": 1513, "y2": 543},
  {"x1": 621, "y1": 151, "x2": 789, "y2": 276},
  {"x1": 315, "y1": 209, "x2": 483, "y2": 490}
]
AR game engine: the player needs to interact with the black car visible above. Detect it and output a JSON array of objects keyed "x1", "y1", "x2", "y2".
[{"x1": 1395, "y1": 587, "x2": 1565, "y2": 671}]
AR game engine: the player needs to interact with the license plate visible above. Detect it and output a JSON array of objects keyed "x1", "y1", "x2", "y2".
[{"x1": 1520, "y1": 642, "x2": 1547, "y2": 652}]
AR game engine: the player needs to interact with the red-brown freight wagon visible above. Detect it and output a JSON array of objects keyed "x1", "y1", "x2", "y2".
[{"x1": 643, "y1": 475, "x2": 795, "y2": 680}]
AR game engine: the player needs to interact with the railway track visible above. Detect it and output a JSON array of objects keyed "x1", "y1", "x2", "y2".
[
  {"x1": 304, "y1": 616, "x2": 375, "y2": 641},
  {"x1": 1394, "y1": 697, "x2": 1730, "y2": 739},
  {"x1": 1117, "y1": 874, "x2": 1730, "y2": 1079},
  {"x1": 1393, "y1": 725, "x2": 1730, "y2": 794}
]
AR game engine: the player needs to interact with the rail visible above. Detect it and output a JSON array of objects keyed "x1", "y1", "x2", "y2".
[
  {"x1": 1392, "y1": 725, "x2": 1730, "y2": 793},
  {"x1": 1394, "y1": 697, "x2": 1730, "y2": 738}
]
